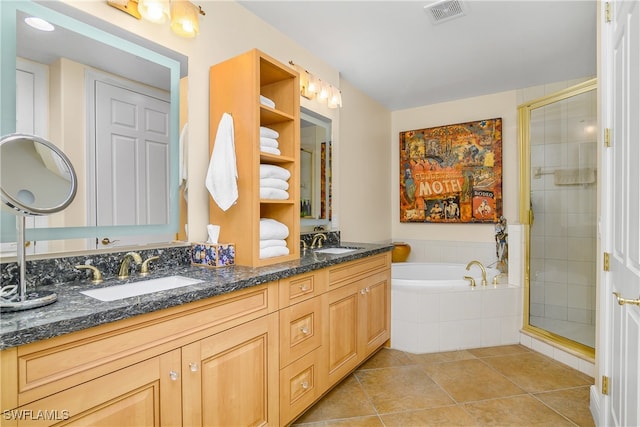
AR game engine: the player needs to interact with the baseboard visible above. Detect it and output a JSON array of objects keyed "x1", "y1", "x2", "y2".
[{"x1": 590, "y1": 384, "x2": 602, "y2": 426}]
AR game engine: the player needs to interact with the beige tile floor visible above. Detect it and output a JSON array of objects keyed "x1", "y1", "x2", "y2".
[{"x1": 291, "y1": 345, "x2": 595, "y2": 427}]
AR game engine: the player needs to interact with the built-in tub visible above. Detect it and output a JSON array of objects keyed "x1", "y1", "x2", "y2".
[{"x1": 390, "y1": 262, "x2": 522, "y2": 354}]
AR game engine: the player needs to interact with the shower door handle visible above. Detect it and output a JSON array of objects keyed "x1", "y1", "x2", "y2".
[{"x1": 613, "y1": 292, "x2": 640, "y2": 306}]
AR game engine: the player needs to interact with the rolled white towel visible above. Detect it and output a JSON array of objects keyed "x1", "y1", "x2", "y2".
[
  {"x1": 260, "y1": 239, "x2": 287, "y2": 249},
  {"x1": 260, "y1": 188, "x2": 288, "y2": 200},
  {"x1": 260, "y1": 218, "x2": 289, "y2": 240},
  {"x1": 259, "y1": 95, "x2": 275, "y2": 108},
  {"x1": 260, "y1": 178, "x2": 289, "y2": 190},
  {"x1": 260, "y1": 146, "x2": 281, "y2": 156},
  {"x1": 260, "y1": 164, "x2": 290, "y2": 180},
  {"x1": 260, "y1": 137, "x2": 279, "y2": 148},
  {"x1": 260, "y1": 245, "x2": 290, "y2": 259},
  {"x1": 260, "y1": 126, "x2": 279, "y2": 139}
]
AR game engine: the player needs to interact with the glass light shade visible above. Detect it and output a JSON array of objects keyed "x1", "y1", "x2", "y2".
[
  {"x1": 307, "y1": 74, "x2": 319, "y2": 95},
  {"x1": 24, "y1": 16, "x2": 55, "y2": 32},
  {"x1": 317, "y1": 81, "x2": 330, "y2": 100},
  {"x1": 328, "y1": 87, "x2": 342, "y2": 108},
  {"x1": 171, "y1": 1, "x2": 200, "y2": 37},
  {"x1": 138, "y1": 0, "x2": 170, "y2": 24}
]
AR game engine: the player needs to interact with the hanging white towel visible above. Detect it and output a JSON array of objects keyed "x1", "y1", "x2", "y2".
[{"x1": 205, "y1": 113, "x2": 238, "y2": 211}]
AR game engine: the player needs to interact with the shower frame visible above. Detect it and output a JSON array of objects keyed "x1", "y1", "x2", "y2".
[{"x1": 518, "y1": 78, "x2": 597, "y2": 360}]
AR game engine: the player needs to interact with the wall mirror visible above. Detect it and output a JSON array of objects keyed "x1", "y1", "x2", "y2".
[
  {"x1": 300, "y1": 108, "x2": 332, "y2": 232},
  {"x1": 0, "y1": 0, "x2": 186, "y2": 256}
]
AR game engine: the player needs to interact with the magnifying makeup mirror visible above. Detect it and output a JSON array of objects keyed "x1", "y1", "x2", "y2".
[{"x1": 0, "y1": 133, "x2": 77, "y2": 311}]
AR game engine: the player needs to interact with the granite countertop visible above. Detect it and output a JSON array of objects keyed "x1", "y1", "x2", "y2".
[{"x1": 0, "y1": 243, "x2": 392, "y2": 350}]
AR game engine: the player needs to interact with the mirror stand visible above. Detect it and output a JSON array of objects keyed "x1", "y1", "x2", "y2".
[
  {"x1": 0, "y1": 215, "x2": 57, "y2": 312},
  {"x1": 0, "y1": 133, "x2": 78, "y2": 312}
]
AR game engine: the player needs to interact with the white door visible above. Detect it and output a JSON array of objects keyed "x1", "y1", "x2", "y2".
[
  {"x1": 600, "y1": 1, "x2": 640, "y2": 425},
  {"x1": 93, "y1": 79, "x2": 172, "y2": 247}
]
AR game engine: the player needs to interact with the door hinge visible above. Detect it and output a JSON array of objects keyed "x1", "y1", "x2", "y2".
[
  {"x1": 604, "y1": 128, "x2": 611, "y2": 147},
  {"x1": 602, "y1": 375, "x2": 609, "y2": 395},
  {"x1": 605, "y1": 2, "x2": 612, "y2": 23},
  {"x1": 603, "y1": 252, "x2": 610, "y2": 271}
]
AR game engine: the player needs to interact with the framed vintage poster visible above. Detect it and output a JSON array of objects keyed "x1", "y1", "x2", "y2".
[{"x1": 399, "y1": 118, "x2": 502, "y2": 223}]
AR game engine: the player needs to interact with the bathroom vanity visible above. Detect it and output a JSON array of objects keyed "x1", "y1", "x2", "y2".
[{"x1": 0, "y1": 245, "x2": 391, "y2": 426}]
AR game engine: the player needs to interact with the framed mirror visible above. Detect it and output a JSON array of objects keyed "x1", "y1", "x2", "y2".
[
  {"x1": 0, "y1": 0, "x2": 186, "y2": 256},
  {"x1": 300, "y1": 108, "x2": 332, "y2": 231}
]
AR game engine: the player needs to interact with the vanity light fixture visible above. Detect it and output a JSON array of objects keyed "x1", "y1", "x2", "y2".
[
  {"x1": 289, "y1": 61, "x2": 342, "y2": 109},
  {"x1": 106, "y1": 0, "x2": 205, "y2": 38},
  {"x1": 138, "y1": 0, "x2": 170, "y2": 23},
  {"x1": 170, "y1": 0, "x2": 202, "y2": 37}
]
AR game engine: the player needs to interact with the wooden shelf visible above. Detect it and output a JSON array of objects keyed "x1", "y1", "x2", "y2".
[{"x1": 210, "y1": 49, "x2": 300, "y2": 267}]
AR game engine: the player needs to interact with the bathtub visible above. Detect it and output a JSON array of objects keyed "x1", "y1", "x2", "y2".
[{"x1": 390, "y1": 262, "x2": 522, "y2": 354}]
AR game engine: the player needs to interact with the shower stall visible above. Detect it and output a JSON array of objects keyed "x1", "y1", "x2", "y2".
[{"x1": 519, "y1": 79, "x2": 597, "y2": 357}]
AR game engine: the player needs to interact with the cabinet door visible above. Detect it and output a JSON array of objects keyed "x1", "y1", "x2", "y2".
[
  {"x1": 326, "y1": 281, "x2": 360, "y2": 386},
  {"x1": 182, "y1": 313, "x2": 279, "y2": 427},
  {"x1": 361, "y1": 270, "x2": 391, "y2": 356},
  {"x1": 12, "y1": 350, "x2": 181, "y2": 427}
]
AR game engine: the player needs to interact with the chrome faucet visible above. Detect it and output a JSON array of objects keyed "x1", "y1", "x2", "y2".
[
  {"x1": 466, "y1": 260, "x2": 487, "y2": 286},
  {"x1": 310, "y1": 233, "x2": 327, "y2": 249},
  {"x1": 118, "y1": 252, "x2": 142, "y2": 279}
]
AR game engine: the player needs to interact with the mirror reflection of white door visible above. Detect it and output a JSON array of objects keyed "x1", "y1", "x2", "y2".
[
  {"x1": 9, "y1": 59, "x2": 49, "y2": 255},
  {"x1": 91, "y1": 76, "x2": 172, "y2": 248},
  {"x1": 600, "y1": 0, "x2": 640, "y2": 425}
]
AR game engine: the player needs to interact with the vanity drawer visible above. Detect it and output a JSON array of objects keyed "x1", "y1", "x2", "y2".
[
  {"x1": 278, "y1": 269, "x2": 327, "y2": 307},
  {"x1": 279, "y1": 347, "x2": 326, "y2": 426},
  {"x1": 328, "y1": 252, "x2": 390, "y2": 289},
  {"x1": 14, "y1": 282, "x2": 277, "y2": 406},
  {"x1": 279, "y1": 295, "x2": 325, "y2": 367}
]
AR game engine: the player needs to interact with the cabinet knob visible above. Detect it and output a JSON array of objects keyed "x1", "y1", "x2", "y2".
[
  {"x1": 360, "y1": 289, "x2": 366, "y2": 295},
  {"x1": 299, "y1": 284, "x2": 309, "y2": 292},
  {"x1": 300, "y1": 326, "x2": 309, "y2": 335},
  {"x1": 189, "y1": 362, "x2": 199, "y2": 372},
  {"x1": 301, "y1": 381, "x2": 309, "y2": 390},
  {"x1": 169, "y1": 370, "x2": 180, "y2": 381}
]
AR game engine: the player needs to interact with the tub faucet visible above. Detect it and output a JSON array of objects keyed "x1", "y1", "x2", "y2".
[
  {"x1": 466, "y1": 260, "x2": 487, "y2": 286},
  {"x1": 118, "y1": 252, "x2": 142, "y2": 279}
]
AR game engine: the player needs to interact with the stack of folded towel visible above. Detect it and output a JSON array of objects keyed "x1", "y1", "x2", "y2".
[
  {"x1": 260, "y1": 126, "x2": 281, "y2": 155},
  {"x1": 260, "y1": 95, "x2": 276, "y2": 109},
  {"x1": 259, "y1": 218, "x2": 290, "y2": 259},
  {"x1": 260, "y1": 164, "x2": 290, "y2": 200}
]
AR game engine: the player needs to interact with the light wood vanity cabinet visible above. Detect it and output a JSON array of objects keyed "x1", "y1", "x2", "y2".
[
  {"x1": 0, "y1": 252, "x2": 390, "y2": 426},
  {"x1": 209, "y1": 48, "x2": 300, "y2": 268},
  {"x1": 326, "y1": 258, "x2": 391, "y2": 388}
]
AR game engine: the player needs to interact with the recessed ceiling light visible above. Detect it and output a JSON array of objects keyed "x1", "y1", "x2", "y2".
[{"x1": 24, "y1": 16, "x2": 55, "y2": 32}]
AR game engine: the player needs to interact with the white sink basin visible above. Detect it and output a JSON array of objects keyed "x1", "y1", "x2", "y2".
[
  {"x1": 81, "y1": 275, "x2": 204, "y2": 302},
  {"x1": 314, "y1": 247, "x2": 358, "y2": 254}
]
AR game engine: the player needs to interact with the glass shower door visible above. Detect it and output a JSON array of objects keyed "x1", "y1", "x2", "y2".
[{"x1": 519, "y1": 79, "x2": 597, "y2": 355}]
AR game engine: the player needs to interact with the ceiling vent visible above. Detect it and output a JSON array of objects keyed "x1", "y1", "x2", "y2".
[{"x1": 424, "y1": 0, "x2": 467, "y2": 24}]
